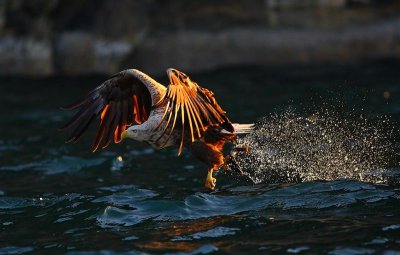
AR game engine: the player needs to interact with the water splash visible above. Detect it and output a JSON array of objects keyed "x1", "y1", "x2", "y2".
[{"x1": 232, "y1": 109, "x2": 398, "y2": 184}]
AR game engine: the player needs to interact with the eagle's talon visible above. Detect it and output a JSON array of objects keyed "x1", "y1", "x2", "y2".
[
  {"x1": 205, "y1": 177, "x2": 216, "y2": 190},
  {"x1": 235, "y1": 144, "x2": 249, "y2": 153},
  {"x1": 205, "y1": 169, "x2": 217, "y2": 190},
  {"x1": 222, "y1": 144, "x2": 248, "y2": 175}
]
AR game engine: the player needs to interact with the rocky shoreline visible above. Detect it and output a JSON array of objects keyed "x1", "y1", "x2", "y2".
[{"x1": 1, "y1": 0, "x2": 399, "y2": 76}]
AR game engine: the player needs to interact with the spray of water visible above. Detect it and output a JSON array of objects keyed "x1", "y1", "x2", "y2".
[{"x1": 232, "y1": 109, "x2": 398, "y2": 185}]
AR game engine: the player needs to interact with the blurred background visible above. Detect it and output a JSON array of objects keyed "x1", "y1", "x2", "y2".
[
  {"x1": 2, "y1": 2, "x2": 400, "y2": 254},
  {"x1": 1, "y1": 0, "x2": 400, "y2": 76}
]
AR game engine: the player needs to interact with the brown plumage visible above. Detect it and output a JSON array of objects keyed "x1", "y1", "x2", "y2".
[{"x1": 60, "y1": 68, "x2": 252, "y2": 190}]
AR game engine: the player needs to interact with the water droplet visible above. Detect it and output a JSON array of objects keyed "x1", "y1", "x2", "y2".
[{"x1": 111, "y1": 156, "x2": 124, "y2": 171}]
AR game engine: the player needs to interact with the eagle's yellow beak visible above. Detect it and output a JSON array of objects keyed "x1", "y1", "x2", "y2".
[{"x1": 121, "y1": 130, "x2": 129, "y2": 140}]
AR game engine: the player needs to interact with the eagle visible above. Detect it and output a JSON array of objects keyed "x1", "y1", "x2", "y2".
[{"x1": 60, "y1": 68, "x2": 253, "y2": 190}]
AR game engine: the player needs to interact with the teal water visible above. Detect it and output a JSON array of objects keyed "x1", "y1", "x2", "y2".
[{"x1": 1, "y1": 63, "x2": 400, "y2": 254}]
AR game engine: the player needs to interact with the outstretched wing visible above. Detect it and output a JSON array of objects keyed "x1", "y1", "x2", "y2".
[
  {"x1": 154, "y1": 69, "x2": 234, "y2": 155},
  {"x1": 59, "y1": 70, "x2": 155, "y2": 151}
]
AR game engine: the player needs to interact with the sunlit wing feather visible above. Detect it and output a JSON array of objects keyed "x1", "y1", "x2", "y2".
[
  {"x1": 59, "y1": 71, "x2": 152, "y2": 151},
  {"x1": 155, "y1": 78, "x2": 233, "y2": 155}
]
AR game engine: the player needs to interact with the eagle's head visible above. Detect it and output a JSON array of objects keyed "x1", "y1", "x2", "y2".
[
  {"x1": 120, "y1": 125, "x2": 146, "y2": 142},
  {"x1": 167, "y1": 68, "x2": 196, "y2": 89}
]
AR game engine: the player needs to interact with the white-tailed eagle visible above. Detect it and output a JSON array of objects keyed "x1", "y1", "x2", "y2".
[{"x1": 60, "y1": 68, "x2": 253, "y2": 190}]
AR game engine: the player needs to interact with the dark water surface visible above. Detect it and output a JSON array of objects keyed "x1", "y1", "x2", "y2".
[{"x1": 1, "y1": 63, "x2": 400, "y2": 254}]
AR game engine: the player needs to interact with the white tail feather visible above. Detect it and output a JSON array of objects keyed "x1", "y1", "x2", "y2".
[
  {"x1": 220, "y1": 123, "x2": 254, "y2": 134},
  {"x1": 233, "y1": 123, "x2": 254, "y2": 134}
]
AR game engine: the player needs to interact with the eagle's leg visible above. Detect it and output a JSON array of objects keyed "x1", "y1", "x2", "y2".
[
  {"x1": 205, "y1": 167, "x2": 217, "y2": 190},
  {"x1": 189, "y1": 140, "x2": 225, "y2": 190}
]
